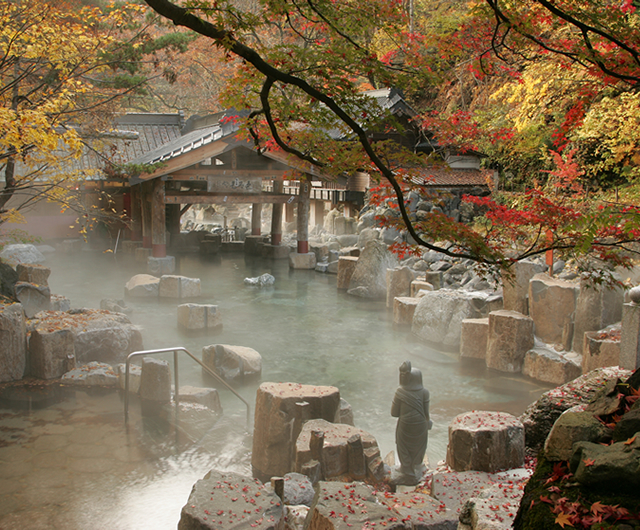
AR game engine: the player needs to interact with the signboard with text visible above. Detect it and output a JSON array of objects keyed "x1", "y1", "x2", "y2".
[{"x1": 207, "y1": 176, "x2": 263, "y2": 194}]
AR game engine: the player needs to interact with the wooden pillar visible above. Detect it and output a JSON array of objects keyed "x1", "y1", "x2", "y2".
[
  {"x1": 130, "y1": 185, "x2": 142, "y2": 241},
  {"x1": 151, "y1": 178, "x2": 166, "y2": 257},
  {"x1": 166, "y1": 203, "x2": 181, "y2": 246},
  {"x1": 251, "y1": 203, "x2": 262, "y2": 236},
  {"x1": 141, "y1": 182, "x2": 152, "y2": 249},
  {"x1": 297, "y1": 178, "x2": 310, "y2": 254},
  {"x1": 271, "y1": 180, "x2": 283, "y2": 246}
]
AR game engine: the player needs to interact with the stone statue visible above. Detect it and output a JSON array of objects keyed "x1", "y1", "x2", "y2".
[{"x1": 391, "y1": 361, "x2": 431, "y2": 485}]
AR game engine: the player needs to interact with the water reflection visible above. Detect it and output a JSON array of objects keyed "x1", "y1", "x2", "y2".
[{"x1": 0, "y1": 249, "x2": 553, "y2": 529}]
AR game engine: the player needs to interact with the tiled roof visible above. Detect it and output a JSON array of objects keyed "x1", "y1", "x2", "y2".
[{"x1": 410, "y1": 167, "x2": 495, "y2": 187}]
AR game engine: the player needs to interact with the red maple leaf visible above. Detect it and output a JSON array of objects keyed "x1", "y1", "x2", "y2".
[
  {"x1": 582, "y1": 458, "x2": 595, "y2": 467},
  {"x1": 623, "y1": 435, "x2": 636, "y2": 445}
]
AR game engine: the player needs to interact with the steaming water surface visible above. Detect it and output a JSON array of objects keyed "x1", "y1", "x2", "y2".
[{"x1": 0, "y1": 249, "x2": 552, "y2": 529}]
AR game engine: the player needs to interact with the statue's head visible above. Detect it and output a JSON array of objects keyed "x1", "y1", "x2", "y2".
[{"x1": 399, "y1": 361, "x2": 423, "y2": 391}]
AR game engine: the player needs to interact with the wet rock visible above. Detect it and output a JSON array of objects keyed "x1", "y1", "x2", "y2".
[
  {"x1": 522, "y1": 346, "x2": 581, "y2": 385},
  {"x1": 178, "y1": 385, "x2": 222, "y2": 413},
  {"x1": 543, "y1": 408, "x2": 610, "y2": 461},
  {"x1": 124, "y1": 274, "x2": 160, "y2": 298},
  {"x1": 446, "y1": 411, "x2": 524, "y2": 473},
  {"x1": 16, "y1": 264, "x2": 50, "y2": 286},
  {"x1": 282, "y1": 473, "x2": 314, "y2": 506},
  {"x1": 347, "y1": 240, "x2": 398, "y2": 300},
  {"x1": 61, "y1": 361, "x2": 118, "y2": 387},
  {"x1": 459, "y1": 481, "x2": 524, "y2": 530},
  {"x1": 117, "y1": 362, "x2": 142, "y2": 393},
  {"x1": 0, "y1": 303, "x2": 26, "y2": 382},
  {"x1": 244, "y1": 273, "x2": 275, "y2": 287},
  {"x1": 336, "y1": 257, "x2": 358, "y2": 290},
  {"x1": 486, "y1": 310, "x2": 534, "y2": 373},
  {"x1": 178, "y1": 470, "x2": 284, "y2": 530},
  {"x1": 502, "y1": 260, "x2": 546, "y2": 315},
  {"x1": 460, "y1": 318, "x2": 489, "y2": 360},
  {"x1": 100, "y1": 298, "x2": 132, "y2": 314},
  {"x1": 295, "y1": 419, "x2": 379, "y2": 480},
  {"x1": 412, "y1": 289, "x2": 494, "y2": 350},
  {"x1": 410, "y1": 279, "x2": 434, "y2": 297},
  {"x1": 159, "y1": 275, "x2": 201, "y2": 298},
  {"x1": 139, "y1": 357, "x2": 171, "y2": 403},
  {"x1": 284, "y1": 505, "x2": 308, "y2": 530},
  {"x1": 178, "y1": 304, "x2": 223, "y2": 331},
  {"x1": 518, "y1": 366, "x2": 631, "y2": 454},
  {"x1": 147, "y1": 255, "x2": 175, "y2": 275},
  {"x1": 14, "y1": 281, "x2": 51, "y2": 318},
  {"x1": 528, "y1": 273, "x2": 579, "y2": 345},
  {"x1": 0, "y1": 244, "x2": 45, "y2": 267},
  {"x1": 252, "y1": 382, "x2": 340, "y2": 482},
  {"x1": 32, "y1": 309, "x2": 142, "y2": 364},
  {"x1": 28, "y1": 328, "x2": 75, "y2": 379},
  {"x1": 386, "y1": 266, "x2": 415, "y2": 309},
  {"x1": 202, "y1": 344, "x2": 262, "y2": 382},
  {"x1": 289, "y1": 252, "x2": 316, "y2": 270}
]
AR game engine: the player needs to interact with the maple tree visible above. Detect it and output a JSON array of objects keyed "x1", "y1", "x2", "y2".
[
  {"x1": 139, "y1": 0, "x2": 639, "y2": 278},
  {"x1": 0, "y1": 0, "x2": 192, "y2": 235}
]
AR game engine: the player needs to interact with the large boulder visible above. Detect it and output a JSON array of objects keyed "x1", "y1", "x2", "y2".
[
  {"x1": 178, "y1": 470, "x2": 284, "y2": 530},
  {"x1": 124, "y1": 274, "x2": 160, "y2": 298},
  {"x1": 14, "y1": 281, "x2": 51, "y2": 318},
  {"x1": 28, "y1": 328, "x2": 75, "y2": 379},
  {"x1": 518, "y1": 366, "x2": 631, "y2": 454},
  {"x1": 0, "y1": 303, "x2": 26, "y2": 382},
  {"x1": 501, "y1": 260, "x2": 546, "y2": 315},
  {"x1": 570, "y1": 437, "x2": 640, "y2": 488},
  {"x1": 446, "y1": 411, "x2": 525, "y2": 473},
  {"x1": 252, "y1": 382, "x2": 341, "y2": 483},
  {"x1": 543, "y1": 407, "x2": 610, "y2": 461},
  {"x1": 202, "y1": 344, "x2": 262, "y2": 382},
  {"x1": 0, "y1": 261, "x2": 18, "y2": 300},
  {"x1": 522, "y1": 346, "x2": 581, "y2": 385},
  {"x1": 336, "y1": 257, "x2": 358, "y2": 290},
  {"x1": 294, "y1": 419, "x2": 379, "y2": 481},
  {"x1": 460, "y1": 318, "x2": 489, "y2": 360},
  {"x1": 528, "y1": 273, "x2": 579, "y2": 346},
  {"x1": 31, "y1": 309, "x2": 143, "y2": 364},
  {"x1": 61, "y1": 361, "x2": 118, "y2": 387},
  {"x1": 347, "y1": 240, "x2": 398, "y2": 300},
  {"x1": 16, "y1": 263, "x2": 50, "y2": 286},
  {"x1": 582, "y1": 328, "x2": 621, "y2": 372},
  {"x1": 412, "y1": 289, "x2": 495, "y2": 350},
  {"x1": 0, "y1": 244, "x2": 45, "y2": 267}
]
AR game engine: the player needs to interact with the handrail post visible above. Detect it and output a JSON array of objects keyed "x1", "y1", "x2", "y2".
[
  {"x1": 174, "y1": 350, "x2": 180, "y2": 407},
  {"x1": 124, "y1": 356, "x2": 131, "y2": 422}
]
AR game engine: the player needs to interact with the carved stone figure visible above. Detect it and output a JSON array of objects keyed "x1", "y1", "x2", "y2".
[{"x1": 391, "y1": 361, "x2": 431, "y2": 485}]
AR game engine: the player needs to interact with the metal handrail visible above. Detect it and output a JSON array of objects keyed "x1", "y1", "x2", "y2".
[{"x1": 124, "y1": 347, "x2": 251, "y2": 427}]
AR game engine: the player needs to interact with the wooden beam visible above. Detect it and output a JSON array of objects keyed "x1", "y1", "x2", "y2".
[
  {"x1": 164, "y1": 193, "x2": 299, "y2": 205},
  {"x1": 166, "y1": 169, "x2": 286, "y2": 180}
]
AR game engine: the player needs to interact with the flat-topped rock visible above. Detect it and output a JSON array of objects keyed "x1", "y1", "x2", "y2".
[
  {"x1": 529, "y1": 273, "x2": 579, "y2": 346},
  {"x1": 61, "y1": 362, "x2": 118, "y2": 386},
  {"x1": 393, "y1": 296, "x2": 419, "y2": 326},
  {"x1": 178, "y1": 304, "x2": 222, "y2": 331},
  {"x1": 295, "y1": 419, "x2": 379, "y2": 480},
  {"x1": 446, "y1": 411, "x2": 524, "y2": 473},
  {"x1": 31, "y1": 309, "x2": 143, "y2": 364},
  {"x1": 159, "y1": 275, "x2": 201, "y2": 298},
  {"x1": 0, "y1": 303, "x2": 26, "y2": 383},
  {"x1": 178, "y1": 385, "x2": 222, "y2": 413},
  {"x1": 460, "y1": 318, "x2": 489, "y2": 360},
  {"x1": 252, "y1": 382, "x2": 341, "y2": 483},
  {"x1": 16, "y1": 263, "x2": 50, "y2": 286},
  {"x1": 522, "y1": 346, "x2": 582, "y2": 385},
  {"x1": 0, "y1": 244, "x2": 45, "y2": 267},
  {"x1": 336, "y1": 256, "x2": 358, "y2": 290},
  {"x1": 28, "y1": 327, "x2": 75, "y2": 379},
  {"x1": 178, "y1": 470, "x2": 284, "y2": 530},
  {"x1": 486, "y1": 310, "x2": 534, "y2": 373},
  {"x1": 15, "y1": 281, "x2": 51, "y2": 318}
]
